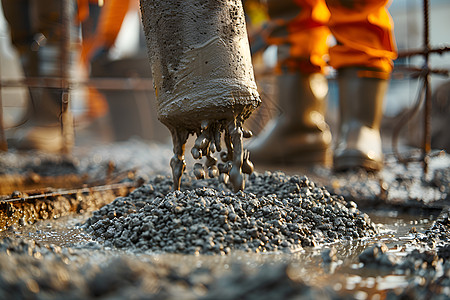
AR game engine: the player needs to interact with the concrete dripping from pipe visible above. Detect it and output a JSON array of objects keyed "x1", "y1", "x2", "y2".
[{"x1": 140, "y1": 0, "x2": 261, "y2": 191}]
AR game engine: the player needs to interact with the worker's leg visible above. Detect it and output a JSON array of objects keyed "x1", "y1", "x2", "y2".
[
  {"x1": 326, "y1": 0, "x2": 397, "y2": 171},
  {"x1": 1, "y1": 0, "x2": 36, "y2": 76},
  {"x1": 79, "y1": 0, "x2": 132, "y2": 123},
  {"x1": 3, "y1": 0, "x2": 72, "y2": 152},
  {"x1": 247, "y1": 0, "x2": 332, "y2": 165}
]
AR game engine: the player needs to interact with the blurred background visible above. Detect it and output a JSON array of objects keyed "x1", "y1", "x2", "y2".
[{"x1": 0, "y1": 0, "x2": 448, "y2": 151}]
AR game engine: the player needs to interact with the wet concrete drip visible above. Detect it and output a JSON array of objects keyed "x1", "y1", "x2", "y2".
[
  {"x1": 140, "y1": 0, "x2": 261, "y2": 192},
  {"x1": 83, "y1": 172, "x2": 377, "y2": 254}
]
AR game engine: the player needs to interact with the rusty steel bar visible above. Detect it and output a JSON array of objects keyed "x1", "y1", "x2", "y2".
[
  {"x1": 80, "y1": 78, "x2": 153, "y2": 90},
  {"x1": 60, "y1": 0, "x2": 74, "y2": 154},
  {"x1": 0, "y1": 42, "x2": 6, "y2": 151},
  {"x1": 422, "y1": 0, "x2": 431, "y2": 175},
  {"x1": 0, "y1": 181, "x2": 136, "y2": 203},
  {"x1": 397, "y1": 45, "x2": 450, "y2": 58},
  {"x1": 391, "y1": 0, "x2": 449, "y2": 175},
  {"x1": 392, "y1": 66, "x2": 448, "y2": 79},
  {"x1": 0, "y1": 77, "x2": 153, "y2": 91},
  {"x1": 0, "y1": 80, "x2": 6, "y2": 151}
]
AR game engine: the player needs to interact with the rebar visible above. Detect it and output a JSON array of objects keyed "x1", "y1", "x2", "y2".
[
  {"x1": 60, "y1": 0, "x2": 74, "y2": 154},
  {"x1": 0, "y1": 43, "x2": 6, "y2": 151},
  {"x1": 0, "y1": 83, "x2": 6, "y2": 151},
  {"x1": 0, "y1": 77, "x2": 153, "y2": 91},
  {"x1": 392, "y1": 0, "x2": 449, "y2": 176},
  {"x1": 0, "y1": 181, "x2": 136, "y2": 203},
  {"x1": 421, "y1": 0, "x2": 430, "y2": 174}
]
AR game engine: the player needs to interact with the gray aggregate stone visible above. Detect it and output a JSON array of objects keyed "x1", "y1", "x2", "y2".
[{"x1": 84, "y1": 171, "x2": 378, "y2": 254}]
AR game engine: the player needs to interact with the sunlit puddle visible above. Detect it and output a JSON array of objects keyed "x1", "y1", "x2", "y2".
[
  {"x1": 0, "y1": 207, "x2": 441, "y2": 297},
  {"x1": 0, "y1": 214, "x2": 94, "y2": 247}
]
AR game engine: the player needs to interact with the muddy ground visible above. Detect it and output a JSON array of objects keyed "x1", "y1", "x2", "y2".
[{"x1": 0, "y1": 139, "x2": 449, "y2": 299}]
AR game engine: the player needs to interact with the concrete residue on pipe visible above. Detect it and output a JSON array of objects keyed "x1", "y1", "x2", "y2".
[{"x1": 140, "y1": 0, "x2": 261, "y2": 191}]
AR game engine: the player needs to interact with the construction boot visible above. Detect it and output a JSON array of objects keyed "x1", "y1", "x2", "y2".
[
  {"x1": 247, "y1": 72, "x2": 332, "y2": 165},
  {"x1": 8, "y1": 87, "x2": 64, "y2": 153},
  {"x1": 333, "y1": 67, "x2": 389, "y2": 172},
  {"x1": 7, "y1": 45, "x2": 64, "y2": 153},
  {"x1": 2, "y1": 0, "x2": 77, "y2": 153}
]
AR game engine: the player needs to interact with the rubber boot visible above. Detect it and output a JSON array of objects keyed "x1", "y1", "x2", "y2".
[
  {"x1": 3, "y1": 0, "x2": 75, "y2": 153},
  {"x1": 7, "y1": 45, "x2": 64, "y2": 153},
  {"x1": 247, "y1": 72, "x2": 332, "y2": 165},
  {"x1": 8, "y1": 88, "x2": 63, "y2": 153},
  {"x1": 333, "y1": 67, "x2": 388, "y2": 172}
]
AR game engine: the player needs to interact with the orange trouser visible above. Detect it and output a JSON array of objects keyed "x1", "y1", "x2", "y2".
[
  {"x1": 78, "y1": 0, "x2": 131, "y2": 65},
  {"x1": 77, "y1": 0, "x2": 133, "y2": 119},
  {"x1": 266, "y1": 0, "x2": 397, "y2": 75}
]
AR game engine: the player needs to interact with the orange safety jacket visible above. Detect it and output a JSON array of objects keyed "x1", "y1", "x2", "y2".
[
  {"x1": 77, "y1": 0, "x2": 132, "y2": 65},
  {"x1": 266, "y1": 0, "x2": 397, "y2": 75},
  {"x1": 76, "y1": 0, "x2": 134, "y2": 119}
]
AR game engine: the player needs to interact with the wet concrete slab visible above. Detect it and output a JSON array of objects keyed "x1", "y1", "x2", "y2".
[{"x1": 0, "y1": 139, "x2": 449, "y2": 299}]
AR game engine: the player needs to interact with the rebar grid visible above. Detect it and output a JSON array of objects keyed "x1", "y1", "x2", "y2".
[{"x1": 393, "y1": 0, "x2": 449, "y2": 176}]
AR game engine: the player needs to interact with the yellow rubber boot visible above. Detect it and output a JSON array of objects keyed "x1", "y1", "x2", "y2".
[
  {"x1": 247, "y1": 72, "x2": 332, "y2": 166},
  {"x1": 333, "y1": 67, "x2": 388, "y2": 172},
  {"x1": 7, "y1": 45, "x2": 65, "y2": 153}
]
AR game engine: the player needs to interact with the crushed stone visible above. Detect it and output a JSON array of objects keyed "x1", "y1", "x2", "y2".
[{"x1": 83, "y1": 171, "x2": 378, "y2": 254}]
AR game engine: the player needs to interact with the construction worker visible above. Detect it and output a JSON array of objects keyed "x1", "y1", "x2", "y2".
[
  {"x1": 1, "y1": 0, "x2": 74, "y2": 152},
  {"x1": 1, "y1": 0, "x2": 134, "y2": 152},
  {"x1": 247, "y1": 0, "x2": 397, "y2": 172},
  {"x1": 77, "y1": 0, "x2": 134, "y2": 123}
]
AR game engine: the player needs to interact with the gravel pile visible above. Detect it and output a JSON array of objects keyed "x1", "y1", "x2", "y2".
[{"x1": 84, "y1": 171, "x2": 378, "y2": 254}]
